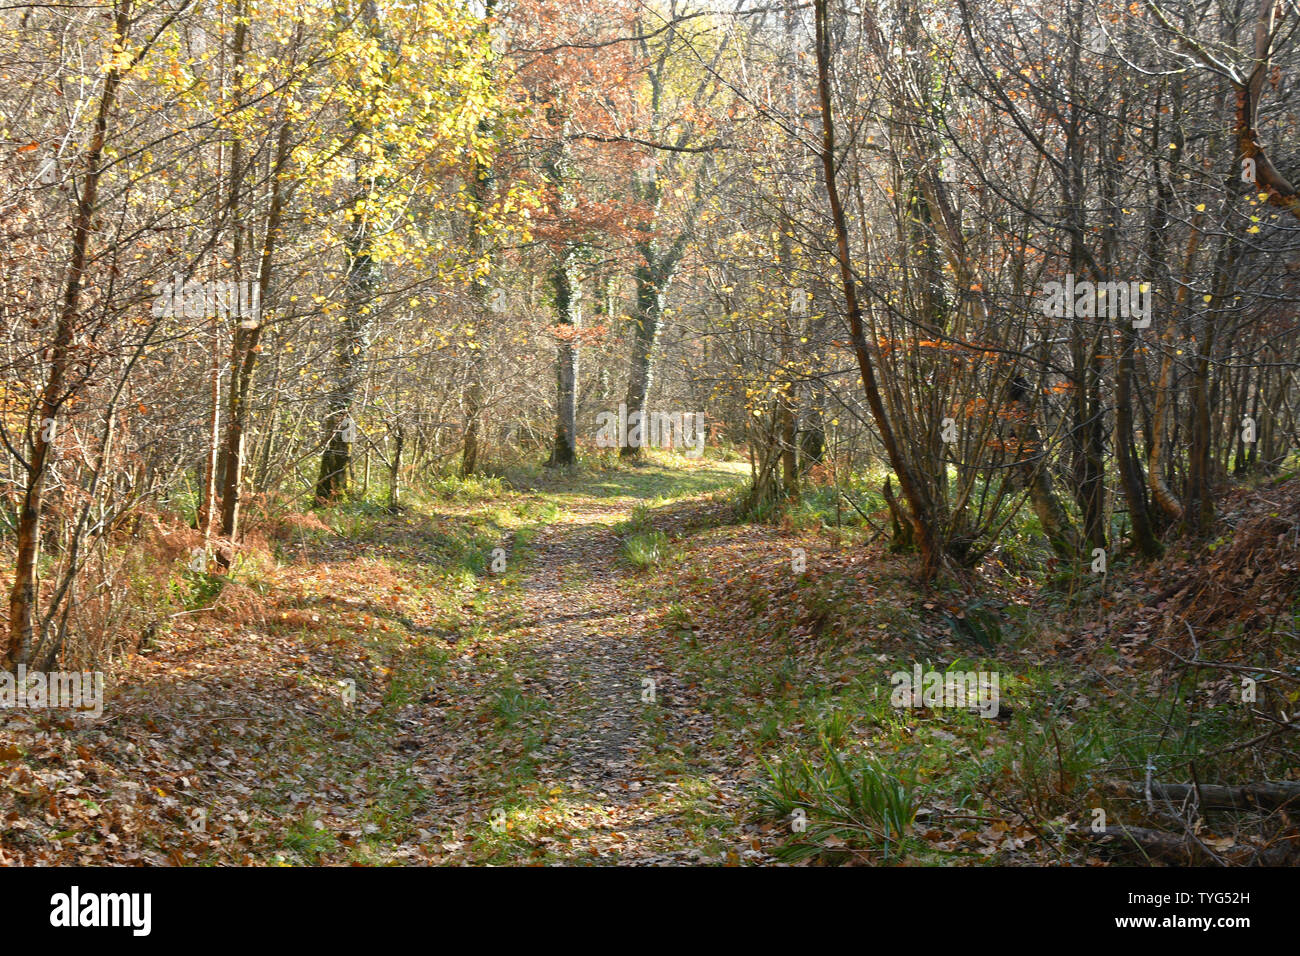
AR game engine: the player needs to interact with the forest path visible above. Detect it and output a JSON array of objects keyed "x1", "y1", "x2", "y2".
[
  {"x1": 414, "y1": 463, "x2": 773, "y2": 865},
  {"x1": 0, "y1": 461, "x2": 771, "y2": 866}
]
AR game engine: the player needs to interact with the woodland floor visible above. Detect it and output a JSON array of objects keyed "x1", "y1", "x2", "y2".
[
  {"x1": 0, "y1": 461, "x2": 779, "y2": 865},
  {"x1": 2, "y1": 458, "x2": 1297, "y2": 865}
]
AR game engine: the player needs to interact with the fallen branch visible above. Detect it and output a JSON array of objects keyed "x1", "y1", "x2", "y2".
[
  {"x1": 1087, "y1": 824, "x2": 1294, "y2": 865},
  {"x1": 1107, "y1": 779, "x2": 1300, "y2": 813}
]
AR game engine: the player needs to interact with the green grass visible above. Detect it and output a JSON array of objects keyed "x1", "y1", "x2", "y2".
[
  {"x1": 280, "y1": 813, "x2": 340, "y2": 864},
  {"x1": 620, "y1": 529, "x2": 671, "y2": 569},
  {"x1": 489, "y1": 683, "x2": 548, "y2": 728},
  {"x1": 759, "y1": 737, "x2": 922, "y2": 862},
  {"x1": 427, "y1": 472, "x2": 509, "y2": 501},
  {"x1": 537, "y1": 457, "x2": 747, "y2": 505},
  {"x1": 170, "y1": 568, "x2": 225, "y2": 610}
]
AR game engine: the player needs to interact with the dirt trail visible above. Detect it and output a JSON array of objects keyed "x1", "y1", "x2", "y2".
[
  {"x1": 523, "y1": 503, "x2": 648, "y2": 794},
  {"x1": 0, "y1": 470, "x2": 774, "y2": 866},
  {"x1": 513, "y1": 499, "x2": 705, "y2": 862},
  {"x1": 462, "y1": 492, "x2": 768, "y2": 865}
]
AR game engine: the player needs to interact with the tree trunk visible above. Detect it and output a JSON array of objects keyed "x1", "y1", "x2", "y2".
[
  {"x1": 389, "y1": 425, "x2": 403, "y2": 511},
  {"x1": 1106, "y1": 98, "x2": 1161, "y2": 558},
  {"x1": 814, "y1": 0, "x2": 938, "y2": 576},
  {"x1": 460, "y1": 4, "x2": 498, "y2": 477},
  {"x1": 1007, "y1": 378, "x2": 1082, "y2": 559},
  {"x1": 1115, "y1": 323, "x2": 1161, "y2": 557},
  {"x1": 621, "y1": 262, "x2": 667, "y2": 458},
  {"x1": 1185, "y1": 236, "x2": 1238, "y2": 536},
  {"x1": 315, "y1": 236, "x2": 375, "y2": 503},
  {"x1": 6, "y1": 0, "x2": 132, "y2": 667},
  {"x1": 219, "y1": 118, "x2": 290, "y2": 548},
  {"x1": 548, "y1": 252, "x2": 581, "y2": 466}
]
